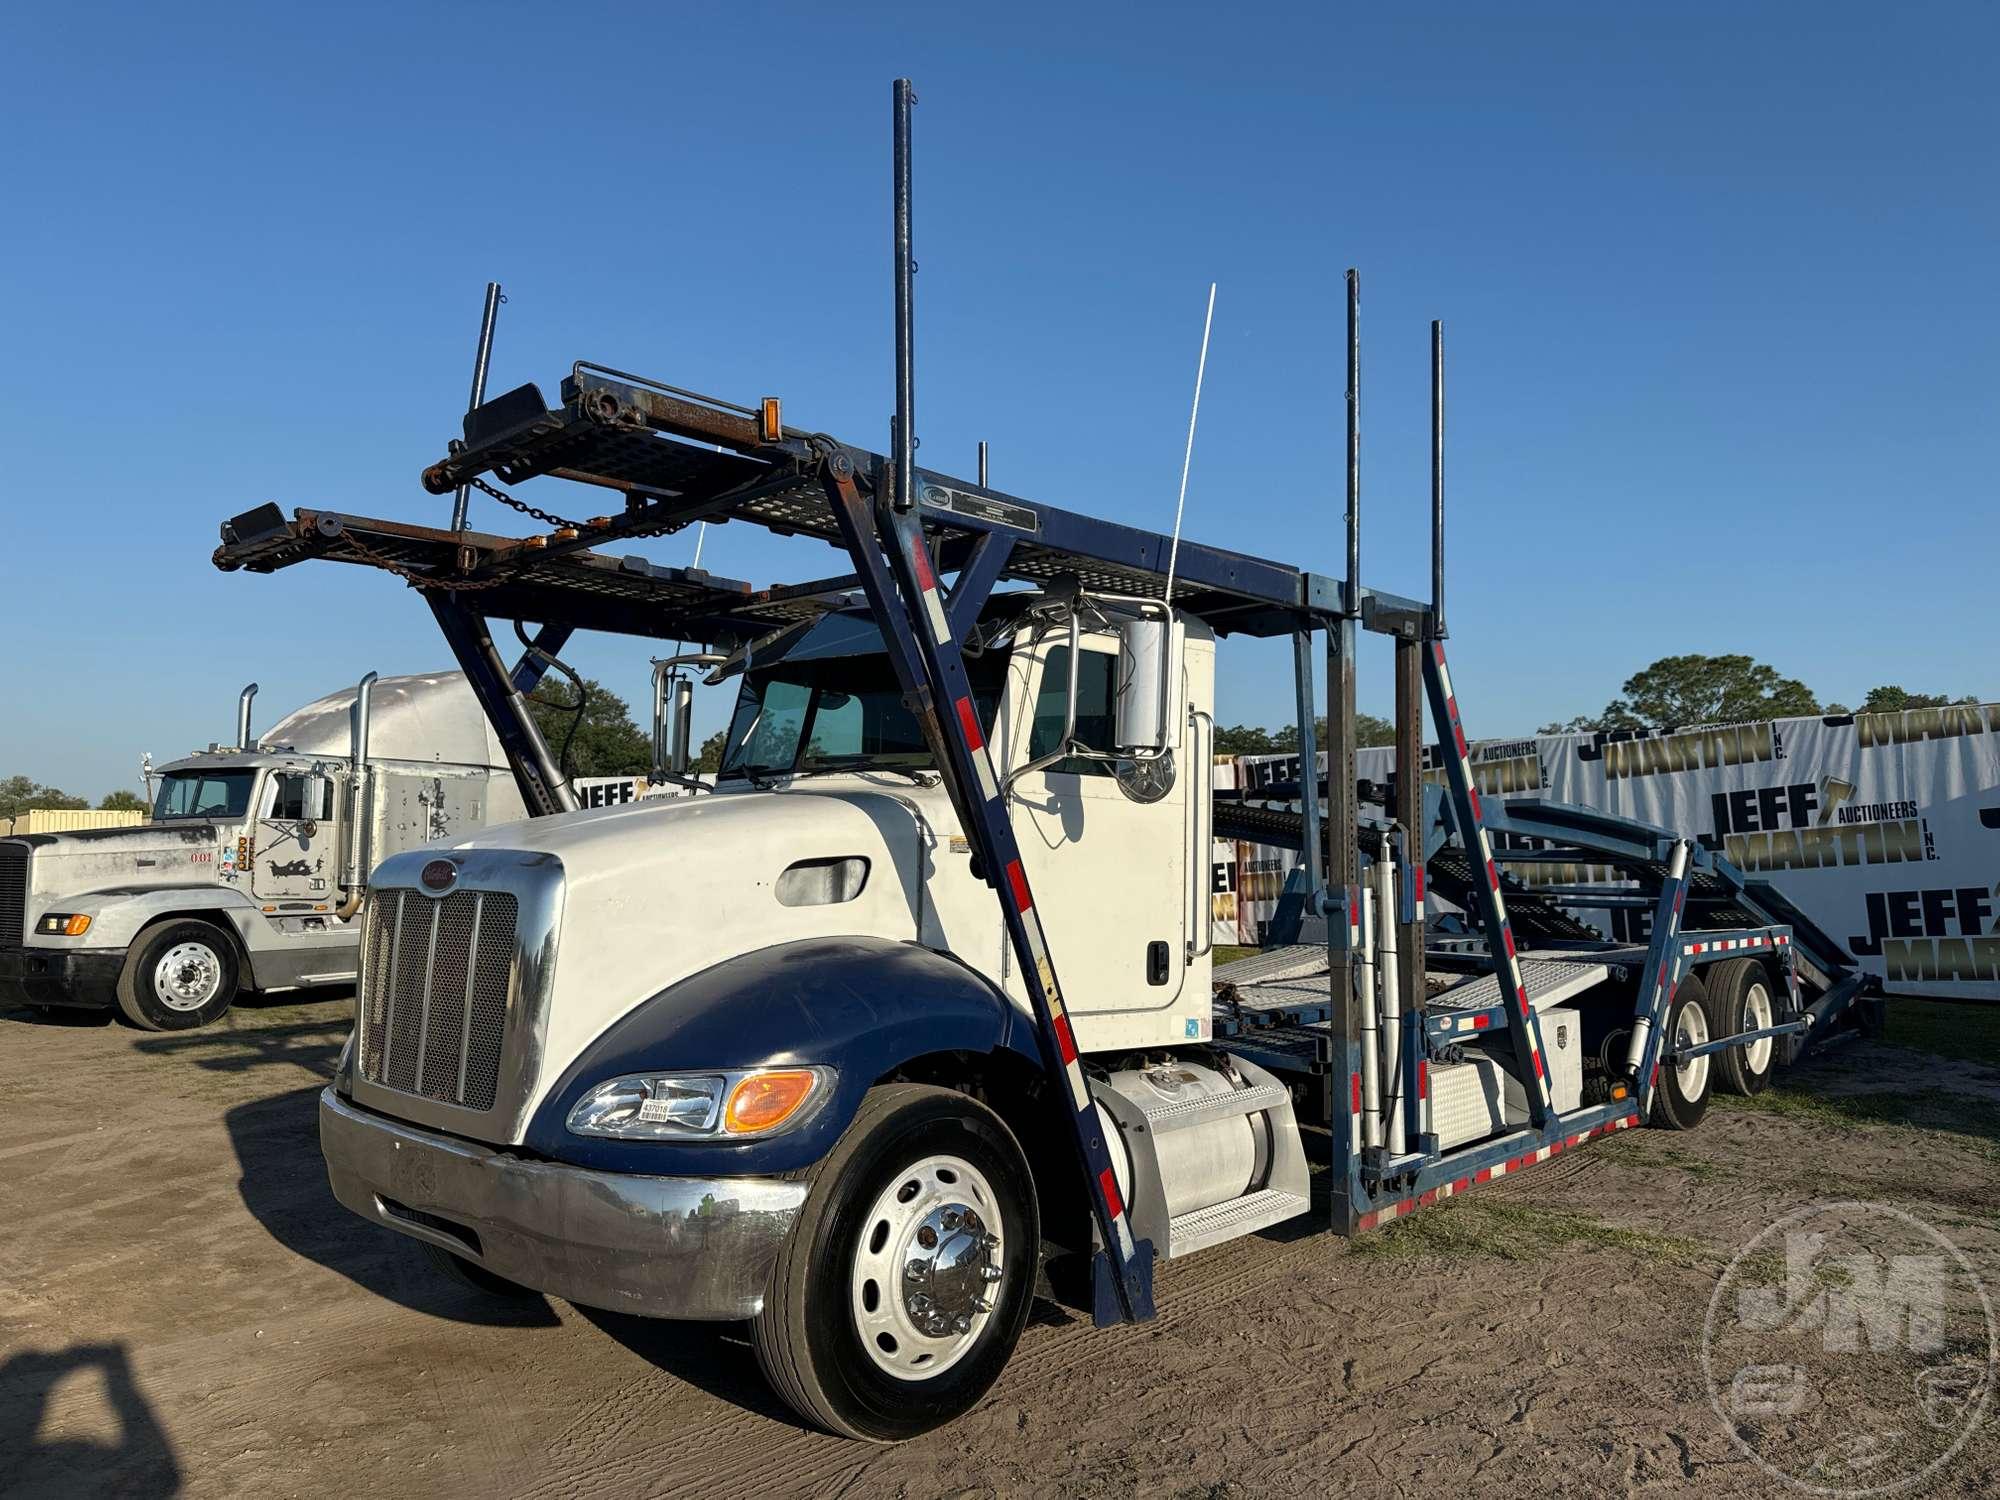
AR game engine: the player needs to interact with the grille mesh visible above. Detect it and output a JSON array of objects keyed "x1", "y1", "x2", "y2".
[
  {"x1": 358, "y1": 888, "x2": 518, "y2": 1111},
  {"x1": 0, "y1": 843, "x2": 25, "y2": 945}
]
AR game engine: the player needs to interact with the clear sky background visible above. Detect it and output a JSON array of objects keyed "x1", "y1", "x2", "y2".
[{"x1": 1, "y1": 3, "x2": 1992, "y2": 800}]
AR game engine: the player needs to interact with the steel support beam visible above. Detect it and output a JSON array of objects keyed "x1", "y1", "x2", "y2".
[{"x1": 427, "y1": 595, "x2": 578, "y2": 817}]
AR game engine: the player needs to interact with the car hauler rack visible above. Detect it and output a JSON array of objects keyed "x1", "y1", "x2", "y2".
[{"x1": 213, "y1": 80, "x2": 1867, "y2": 1438}]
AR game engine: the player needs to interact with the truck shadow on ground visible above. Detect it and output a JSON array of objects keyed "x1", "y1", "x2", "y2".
[
  {"x1": 216, "y1": 1084, "x2": 562, "y2": 1329},
  {"x1": 0, "y1": 1342, "x2": 182, "y2": 1499},
  {"x1": 577, "y1": 1311, "x2": 809, "y2": 1427}
]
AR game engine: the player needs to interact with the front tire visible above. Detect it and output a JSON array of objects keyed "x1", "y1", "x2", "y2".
[
  {"x1": 115, "y1": 920, "x2": 240, "y2": 1031},
  {"x1": 753, "y1": 1083, "x2": 1039, "y2": 1442},
  {"x1": 419, "y1": 1241, "x2": 539, "y2": 1299},
  {"x1": 1649, "y1": 973, "x2": 1714, "y2": 1131}
]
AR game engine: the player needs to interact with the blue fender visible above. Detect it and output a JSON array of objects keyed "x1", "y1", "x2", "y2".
[{"x1": 526, "y1": 935, "x2": 1041, "y2": 1175}]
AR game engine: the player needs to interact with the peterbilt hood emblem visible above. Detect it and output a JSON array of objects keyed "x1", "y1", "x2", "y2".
[{"x1": 420, "y1": 858, "x2": 458, "y2": 892}]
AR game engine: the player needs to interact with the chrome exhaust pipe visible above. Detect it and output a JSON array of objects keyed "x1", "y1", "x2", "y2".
[
  {"x1": 237, "y1": 682, "x2": 259, "y2": 750},
  {"x1": 336, "y1": 672, "x2": 378, "y2": 920}
]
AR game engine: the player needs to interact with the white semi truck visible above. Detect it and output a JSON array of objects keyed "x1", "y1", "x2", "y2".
[
  {"x1": 0, "y1": 673, "x2": 525, "y2": 1030},
  {"x1": 210, "y1": 82, "x2": 1866, "y2": 1442}
]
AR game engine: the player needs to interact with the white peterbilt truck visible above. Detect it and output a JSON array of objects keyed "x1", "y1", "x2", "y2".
[
  {"x1": 0, "y1": 674, "x2": 525, "y2": 1030},
  {"x1": 212, "y1": 80, "x2": 1858, "y2": 1444}
]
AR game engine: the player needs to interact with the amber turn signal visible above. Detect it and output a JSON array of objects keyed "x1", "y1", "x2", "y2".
[{"x1": 725, "y1": 1069, "x2": 821, "y2": 1134}]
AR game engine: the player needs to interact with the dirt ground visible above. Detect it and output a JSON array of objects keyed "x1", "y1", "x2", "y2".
[{"x1": 3, "y1": 991, "x2": 1997, "y2": 1500}]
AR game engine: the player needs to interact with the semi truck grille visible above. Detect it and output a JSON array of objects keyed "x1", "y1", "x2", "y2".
[
  {"x1": 358, "y1": 888, "x2": 518, "y2": 1112},
  {"x1": 0, "y1": 843, "x2": 26, "y2": 945}
]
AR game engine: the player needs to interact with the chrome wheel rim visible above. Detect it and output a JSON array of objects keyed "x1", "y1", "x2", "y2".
[
  {"x1": 1742, "y1": 982, "x2": 1774, "y2": 1074},
  {"x1": 850, "y1": 1153, "x2": 1004, "y2": 1381},
  {"x1": 1674, "y1": 996, "x2": 1711, "y2": 1098},
  {"x1": 154, "y1": 942, "x2": 222, "y2": 1011}
]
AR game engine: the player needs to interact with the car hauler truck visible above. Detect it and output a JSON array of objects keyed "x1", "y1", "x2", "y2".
[
  {"x1": 0, "y1": 674, "x2": 526, "y2": 1030},
  {"x1": 210, "y1": 82, "x2": 1868, "y2": 1440}
]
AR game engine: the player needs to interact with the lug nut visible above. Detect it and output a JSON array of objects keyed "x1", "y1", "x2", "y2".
[
  {"x1": 953, "y1": 1315, "x2": 971, "y2": 1334},
  {"x1": 917, "y1": 1225, "x2": 938, "y2": 1249},
  {"x1": 980, "y1": 1265, "x2": 1003, "y2": 1282},
  {"x1": 906, "y1": 1263, "x2": 926, "y2": 1283},
  {"x1": 941, "y1": 1210, "x2": 961, "y2": 1231}
]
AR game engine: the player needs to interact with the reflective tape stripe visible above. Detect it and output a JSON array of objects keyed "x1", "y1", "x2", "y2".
[
  {"x1": 1006, "y1": 859, "x2": 1032, "y2": 913},
  {"x1": 1052, "y1": 1012, "x2": 1078, "y2": 1065},
  {"x1": 1098, "y1": 1167, "x2": 1124, "y2": 1219}
]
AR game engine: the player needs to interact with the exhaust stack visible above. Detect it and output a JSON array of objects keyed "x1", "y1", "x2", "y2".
[
  {"x1": 236, "y1": 683, "x2": 259, "y2": 751},
  {"x1": 336, "y1": 672, "x2": 378, "y2": 920}
]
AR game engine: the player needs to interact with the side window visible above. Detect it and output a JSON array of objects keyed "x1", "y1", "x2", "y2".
[
  {"x1": 1027, "y1": 646, "x2": 1117, "y2": 777},
  {"x1": 267, "y1": 775, "x2": 333, "y2": 820}
]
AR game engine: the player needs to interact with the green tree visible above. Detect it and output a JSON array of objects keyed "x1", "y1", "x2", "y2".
[
  {"x1": 1216, "y1": 714, "x2": 1396, "y2": 756},
  {"x1": 693, "y1": 729, "x2": 728, "y2": 774},
  {"x1": 0, "y1": 776, "x2": 88, "y2": 820},
  {"x1": 526, "y1": 677, "x2": 654, "y2": 778},
  {"x1": 1857, "y1": 685, "x2": 1980, "y2": 714},
  {"x1": 1214, "y1": 724, "x2": 1281, "y2": 755},
  {"x1": 1551, "y1": 654, "x2": 1820, "y2": 732},
  {"x1": 99, "y1": 790, "x2": 148, "y2": 812}
]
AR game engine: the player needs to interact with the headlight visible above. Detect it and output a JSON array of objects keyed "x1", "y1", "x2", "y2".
[
  {"x1": 566, "y1": 1067, "x2": 833, "y2": 1141},
  {"x1": 37, "y1": 914, "x2": 92, "y2": 937}
]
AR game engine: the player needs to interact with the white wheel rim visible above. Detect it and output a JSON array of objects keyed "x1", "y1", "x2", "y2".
[
  {"x1": 1742, "y1": 983, "x2": 1773, "y2": 1074},
  {"x1": 154, "y1": 942, "x2": 222, "y2": 1011},
  {"x1": 850, "y1": 1153, "x2": 1005, "y2": 1382},
  {"x1": 1674, "y1": 997, "x2": 1711, "y2": 1098}
]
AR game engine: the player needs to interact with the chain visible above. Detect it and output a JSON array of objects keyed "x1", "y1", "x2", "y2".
[
  {"x1": 468, "y1": 475, "x2": 694, "y2": 540},
  {"x1": 338, "y1": 476, "x2": 697, "y2": 593}
]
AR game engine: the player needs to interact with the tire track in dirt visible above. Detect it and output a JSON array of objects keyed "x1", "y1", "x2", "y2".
[{"x1": 511, "y1": 1229, "x2": 1340, "y2": 1500}]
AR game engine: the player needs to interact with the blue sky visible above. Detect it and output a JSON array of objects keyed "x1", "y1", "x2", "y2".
[{"x1": 1, "y1": 3, "x2": 1992, "y2": 799}]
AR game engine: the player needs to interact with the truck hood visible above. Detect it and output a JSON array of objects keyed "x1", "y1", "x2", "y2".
[
  {"x1": 8, "y1": 822, "x2": 237, "y2": 911},
  {"x1": 422, "y1": 786, "x2": 939, "y2": 1132}
]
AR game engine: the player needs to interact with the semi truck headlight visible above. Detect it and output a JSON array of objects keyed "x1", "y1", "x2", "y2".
[
  {"x1": 37, "y1": 914, "x2": 92, "y2": 936},
  {"x1": 566, "y1": 1067, "x2": 832, "y2": 1141}
]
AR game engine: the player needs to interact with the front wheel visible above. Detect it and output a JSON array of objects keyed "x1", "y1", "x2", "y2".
[
  {"x1": 753, "y1": 1083, "x2": 1039, "y2": 1442},
  {"x1": 115, "y1": 920, "x2": 240, "y2": 1031}
]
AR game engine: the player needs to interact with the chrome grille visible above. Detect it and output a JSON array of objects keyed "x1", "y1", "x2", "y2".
[
  {"x1": 0, "y1": 843, "x2": 25, "y2": 945},
  {"x1": 358, "y1": 888, "x2": 518, "y2": 1111}
]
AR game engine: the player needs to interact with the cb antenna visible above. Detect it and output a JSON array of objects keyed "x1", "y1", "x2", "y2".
[{"x1": 1161, "y1": 282, "x2": 1218, "y2": 607}]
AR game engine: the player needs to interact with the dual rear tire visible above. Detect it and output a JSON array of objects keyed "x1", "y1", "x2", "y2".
[{"x1": 1702, "y1": 958, "x2": 1778, "y2": 1097}]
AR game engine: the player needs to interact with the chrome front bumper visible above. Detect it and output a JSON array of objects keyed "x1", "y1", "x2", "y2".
[{"x1": 319, "y1": 1087, "x2": 807, "y2": 1320}]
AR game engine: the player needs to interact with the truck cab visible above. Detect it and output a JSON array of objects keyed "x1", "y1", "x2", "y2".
[
  {"x1": 319, "y1": 598, "x2": 1305, "y2": 1438},
  {"x1": 0, "y1": 672, "x2": 524, "y2": 1030}
]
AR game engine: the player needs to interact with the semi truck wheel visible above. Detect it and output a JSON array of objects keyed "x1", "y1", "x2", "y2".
[
  {"x1": 115, "y1": 920, "x2": 240, "y2": 1031},
  {"x1": 753, "y1": 1083, "x2": 1039, "y2": 1442},
  {"x1": 1703, "y1": 958, "x2": 1777, "y2": 1097},
  {"x1": 1649, "y1": 974, "x2": 1714, "y2": 1131}
]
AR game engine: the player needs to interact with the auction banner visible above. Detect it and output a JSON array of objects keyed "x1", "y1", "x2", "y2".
[{"x1": 1226, "y1": 701, "x2": 2000, "y2": 1000}]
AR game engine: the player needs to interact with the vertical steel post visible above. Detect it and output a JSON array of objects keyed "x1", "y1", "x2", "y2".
[
  {"x1": 1431, "y1": 319, "x2": 1446, "y2": 638},
  {"x1": 1291, "y1": 631, "x2": 1322, "y2": 897},
  {"x1": 1326, "y1": 268, "x2": 1366, "y2": 1228},
  {"x1": 978, "y1": 440, "x2": 989, "y2": 487},
  {"x1": 450, "y1": 282, "x2": 504, "y2": 533},
  {"x1": 1345, "y1": 269, "x2": 1360, "y2": 612},
  {"x1": 892, "y1": 80, "x2": 917, "y2": 513},
  {"x1": 1393, "y1": 637, "x2": 1427, "y2": 1092}
]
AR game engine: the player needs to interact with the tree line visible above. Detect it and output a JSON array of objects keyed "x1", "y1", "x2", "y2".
[{"x1": 1538, "y1": 654, "x2": 1981, "y2": 734}]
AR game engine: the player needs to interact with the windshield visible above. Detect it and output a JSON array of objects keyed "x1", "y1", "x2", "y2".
[
  {"x1": 720, "y1": 651, "x2": 1007, "y2": 780},
  {"x1": 153, "y1": 769, "x2": 257, "y2": 820}
]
